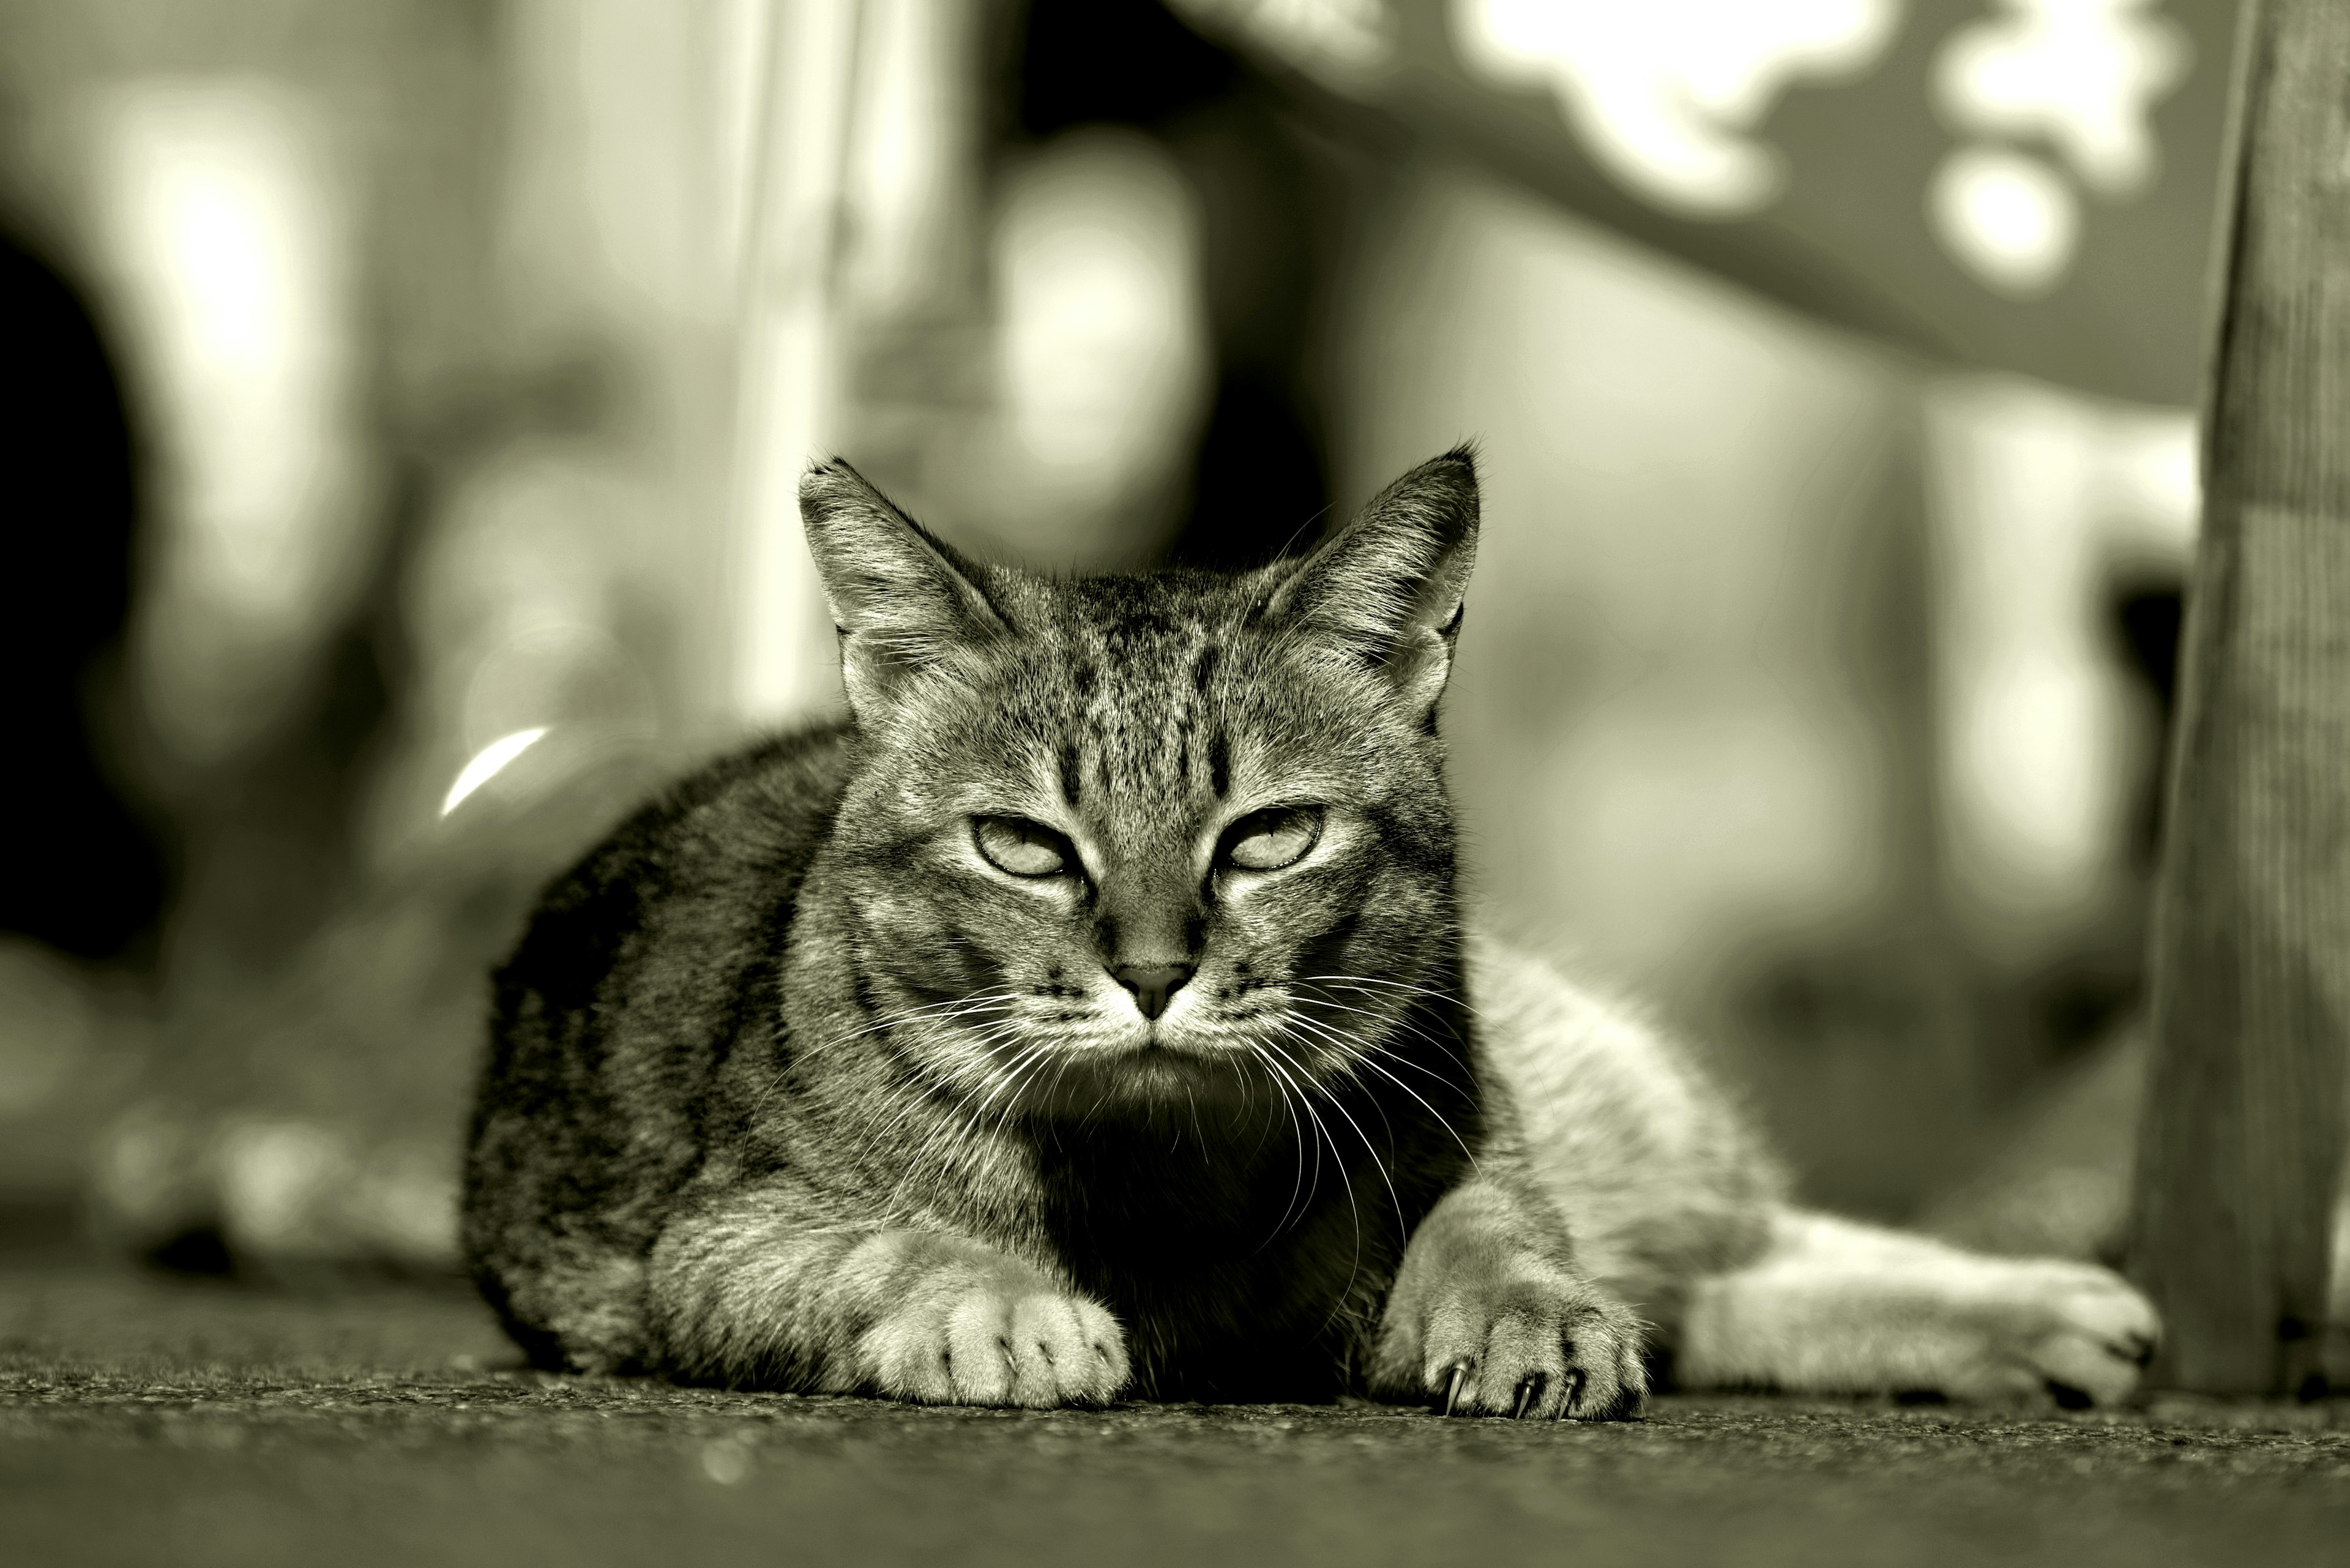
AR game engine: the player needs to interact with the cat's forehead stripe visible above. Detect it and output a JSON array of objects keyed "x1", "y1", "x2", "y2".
[{"x1": 1023, "y1": 603, "x2": 1236, "y2": 820}]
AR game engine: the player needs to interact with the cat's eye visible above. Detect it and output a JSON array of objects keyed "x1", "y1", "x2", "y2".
[
  {"x1": 1220, "y1": 806, "x2": 1323, "y2": 872},
  {"x1": 972, "y1": 816, "x2": 1074, "y2": 878}
]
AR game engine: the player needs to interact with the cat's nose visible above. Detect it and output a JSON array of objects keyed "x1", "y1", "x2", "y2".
[{"x1": 1112, "y1": 962, "x2": 1194, "y2": 1021}]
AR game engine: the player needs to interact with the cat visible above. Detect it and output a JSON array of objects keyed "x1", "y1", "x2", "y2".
[{"x1": 462, "y1": 449, "x2": 2159, "y2": 1416}]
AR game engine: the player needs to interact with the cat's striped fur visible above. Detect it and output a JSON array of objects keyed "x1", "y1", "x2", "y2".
[{"x1": 463, "y1": 451, "x2": 2159, "y2": 1414}]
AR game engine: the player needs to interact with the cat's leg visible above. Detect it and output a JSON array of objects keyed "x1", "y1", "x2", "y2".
[
  {"x1": 646, "y1": 1181, "x2": 1129, "y2": 1405},
  {"x1": 475, "y1": 1239, "x2": 651, "y2": 1375},
  {"x1": 1370, "y1": 1177, "x2": 1649, "y2": 1419},
  {"x1": 1674, "y1": 1208, "x2": 2159, "y2": 1405}
]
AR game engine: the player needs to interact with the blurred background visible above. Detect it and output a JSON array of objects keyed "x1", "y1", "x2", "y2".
[{"x1": 0, "y1": 0, "x2": 2239, "y2": 1286}]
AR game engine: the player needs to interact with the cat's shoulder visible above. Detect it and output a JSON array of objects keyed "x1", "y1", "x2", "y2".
[
  {"x1": 561, "y1": 720, "x2": 857, "y2": 887},
  {"x1": 498, "y1": 720, "x2": 857, "y2": 987},
  {"x1": 642, "y1": 718, "x2": 859, "y2": 853},
  {"x1": 1464, "y1": 933, "x2": 1742, "y2": 1125},
  {"x1": 1464, "y1": 935, "x2": 1657, "y2": 1058}
]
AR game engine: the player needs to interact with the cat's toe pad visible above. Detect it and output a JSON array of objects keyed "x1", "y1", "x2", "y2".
[
  {"x1": 1407, "y1": 1271, "x2": 1647, "y2": 1420},
  {"x1": 858, "y1": 1270, "x2": 1128, "y2": 1408}
]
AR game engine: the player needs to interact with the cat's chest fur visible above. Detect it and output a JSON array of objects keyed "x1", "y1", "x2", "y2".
[
  {"x1": 1018, "y1": 1118, "x2": 1455, "y2": 1398},
  {"x1": 750, "y1": 787, "x2": 1475, "y2": 1394}
]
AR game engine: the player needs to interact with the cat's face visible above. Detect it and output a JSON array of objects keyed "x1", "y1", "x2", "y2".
[{"x1": 799, "y1": 452, "x2": 1477, "y2": 1120}]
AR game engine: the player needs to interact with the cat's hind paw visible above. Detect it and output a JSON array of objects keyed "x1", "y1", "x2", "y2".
[
  {"x1": 1955, "y1": 1258, "x2": 2159, "y2": 1408},
  {"x1": 854, "y1": 1258, "x2": 1129, "y2": 1408},
  {"x1": 1675, "y1": 1212, "x2": 2164, "y2": 1408}
]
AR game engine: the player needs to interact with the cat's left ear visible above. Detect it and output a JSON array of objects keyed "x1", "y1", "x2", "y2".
[
  {"x1": 800, "y1": 458, "x2": 1009, "y2": 711},
  {"x1": 1261, "y1": 446, "x2": 1479, "y2": 717}
]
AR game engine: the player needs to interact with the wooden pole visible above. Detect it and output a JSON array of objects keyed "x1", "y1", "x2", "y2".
[
  {"x1": 2130, "y1": 0, "x2": 2350, "y2": 1398},
  {"x1": 730, "y1": 0, "x2": 864, "y2": 725}
]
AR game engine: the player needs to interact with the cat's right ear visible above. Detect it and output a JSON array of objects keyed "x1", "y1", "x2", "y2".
[
  {"x1": 1256, "y1": 446, "x2": 1480, "y2": 720},
  {"x1": 800, "y1": 459, "x2": 1008, "y2": 711}
]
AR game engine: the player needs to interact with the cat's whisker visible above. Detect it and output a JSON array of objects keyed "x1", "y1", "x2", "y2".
[
  {"x1": 1294, "y1": 991, "x2": 1483, "y2": 1068},
  {"x1": 1254, "y1": 1032, "x2": 1361, "y2": 1286},
  {"x1": 1276, "y1": 1002, "x2": 1483, "y2": 1176},
  {"x1": 1247, "y1": 1039, "x2": 1318, "y2": 1244},
  {"x1": 1340, "y1": 1048, "x2": 1483, "y2": 1178},
  {"x1": 878, "y1": 1025, "x2": 1060, "y2": 1214},
  {"x1": 965, "y1": 1034, "x2": 1059, "y2": 1127},
  {"x1": 805, "y1": 996, "x2": 1002, "y2": 1057},
  {"x1": 1286, "y1": 991, "x2": 1485, "y2": 1095},
  {"x1": 1296, "y1": 971, "x2": 1463, "y2": 1001},
  {"x1": 1258, "y1": 1031, "x2": 1378, "y2": 1332},
  {"x1": 903, "y1": 1048, "x2": 1048, "y2": 1211},
  {"x1": 821, "y1": 987, "x2": 1028, "y2": 1052},
  {"x1": 1351, "y1": 1032, "x2": 1466, "y2": 1084},
  {"x1": 1268, "y1": 1018, "x2": 1408, "y2": 1256},
  {"x1": 897, "y1": 1025, "x2": 1051, "y2": 1164},
  {"x1": 982, "y1": 1043, "x2": 1059, "y2": 1143},
  {"x1": 1278, "y1": 1010, "x2": 1407, "y2": 1162},
  {"x1": 1280, "y1": 1012, "x2": 1407, "y2": 1142},
  {"x1": 868, "y1": 1090, "x2": 977, "y2": 1219},
  {"x1": 1298, "y1": 974, "x2": 1487, "y2": 1024},
  {"x1": 841, "y1": 1017, "x2": 1042, "y2": 1185},
  {"x1": 1283, "y1": 991, "x2": 1449, "y2": 1054},
  {"x1": 1234, "y1": 1054, "x2": 1283, "y2": 1167},
  {"x1": 753, "y1": 987, "x2": 1028, "y2": 1116},
  {"x1": 854, "y1": 1079, "x2": 971, "y2": 1190}
]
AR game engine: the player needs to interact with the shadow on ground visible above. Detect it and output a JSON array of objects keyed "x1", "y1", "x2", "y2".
[{"x1": 2, "y1": 1259, "x2": 2344, "y2": 1567}]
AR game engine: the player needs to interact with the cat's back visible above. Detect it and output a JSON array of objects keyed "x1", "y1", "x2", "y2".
[
  {"x1": 464, "y1": 722, "x2": 854, "y2": 1309},
  {"x1": 1469, "y1": 937, "x2": 1783, "y2": 1316},
  {"x1": 490, "y1": 720, "x2": 854, "y2": 1050}
]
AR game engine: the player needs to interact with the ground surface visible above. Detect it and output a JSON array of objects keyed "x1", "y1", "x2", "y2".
[{"x1": 2, "y1": 1257, "x2": 2346, "y2": 1567}]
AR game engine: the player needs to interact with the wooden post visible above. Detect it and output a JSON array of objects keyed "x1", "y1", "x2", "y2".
[
  {"x1": 731, "y1": 0, "x2": 864, "y2": 725},
  {"x1": 2130, "y1": 0, "x2": 2350, "y2": 1397}
]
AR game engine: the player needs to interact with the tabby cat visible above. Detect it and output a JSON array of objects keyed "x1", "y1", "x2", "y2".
[{"x1": 463, "y1": 450, "x2": 2158, "y2": 1415}]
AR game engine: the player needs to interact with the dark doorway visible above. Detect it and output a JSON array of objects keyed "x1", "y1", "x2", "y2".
[
  {"x1": 0, "y1": 229, "x2": 169, "y2": 963},
  {"x1": 1007, "y1": 0, "x2": 1335, "y2": 568}
]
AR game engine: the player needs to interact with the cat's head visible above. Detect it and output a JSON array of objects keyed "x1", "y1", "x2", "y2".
[{"x1": 795, "y1": 449, "x2": 1478, "y2": 1118}]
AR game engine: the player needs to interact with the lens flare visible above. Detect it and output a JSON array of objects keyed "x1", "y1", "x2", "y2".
[{"x1": 441, "y1": 727, "x2": 550, "y2": 818}]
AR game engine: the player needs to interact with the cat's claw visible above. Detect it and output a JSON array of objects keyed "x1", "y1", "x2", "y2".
[
  {"x1": 854, "y1": 1264, "x2": 1130, "y2": 1408},
  {"x1": 1403, "y1": 1269, "x2": 1647, "y2": 1421}
]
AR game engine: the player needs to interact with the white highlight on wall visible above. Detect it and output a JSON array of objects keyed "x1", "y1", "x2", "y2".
[
  {"x1": 841, "y1": 0, "x2": 979, "y2": 316},
  {"x1": 84, "y1": 80, "x2": 365, "y2": 769},
  {"x1": 1170, "y1": 0, "x2": 1395, "y2": 80},
  {"x1": 988, "y1": 129, "x2": 1210, "y2": 557},
  {"x1": 1930, "y1": 0, "x2": 2192, "y2": 295},
  {"x1": 441, "y1": 727, "x2": 550, "y2": 817},
  {"x1": 1927, "y1": 375, "x2": 2198, "y2": 956},
  {"x1": 1928, "y1": 144, "x2": 2081, "y2": 297},
  {"x1": 1453, "y1": 0, "x2": 1903, "y2": 217},
  {"x1": 1936, "y1": 0, "x2": 2190, "y2": 196}
]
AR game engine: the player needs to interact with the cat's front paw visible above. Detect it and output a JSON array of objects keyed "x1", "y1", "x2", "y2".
[
  {"x1": 853, "y1": 1250, "x2": 1129, "y2": 1408},
  {"x1": 1379, "y1": 1263, "x2": 1648, "y2": 1420},
  {"x1": 1955, "y1": 1258, "x2": 2159, "y2": 1408}
]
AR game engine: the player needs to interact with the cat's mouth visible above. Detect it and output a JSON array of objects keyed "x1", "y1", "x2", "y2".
[{"x1": 966, "y1": 1020, "x2": 1292, "y2": 1119}]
